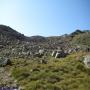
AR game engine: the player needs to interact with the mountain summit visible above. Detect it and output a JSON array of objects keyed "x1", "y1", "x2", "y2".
[{"x1": 0, "y1": 25, "x2": 27, "y2": 41}]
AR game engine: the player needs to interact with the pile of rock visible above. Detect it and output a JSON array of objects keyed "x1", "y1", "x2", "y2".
[{"x1": 52, "y1": 49, "x2": 68, "y2": 58}]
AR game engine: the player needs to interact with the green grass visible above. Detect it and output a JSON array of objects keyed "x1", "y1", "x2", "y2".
[
  {"x1": 72, "y1": 32, "x2": 90, "y2": 46},
  {"x1": 11, "y1": 52, "x2": 90, "y2": 90}
]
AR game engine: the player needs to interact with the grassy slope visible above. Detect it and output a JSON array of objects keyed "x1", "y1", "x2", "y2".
[
  {"x1": 11, "y1": 52, "x2": 90, "y2": 90},
  {"x1": 71, "y1": 32, "x2": 90, "y2": 47}
]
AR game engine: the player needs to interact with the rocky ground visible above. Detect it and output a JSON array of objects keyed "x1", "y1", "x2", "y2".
[
  {"x1": 0, "y1": 25, "x2": 90, "y2": 90},
  {"x1": 0, "y1": 66, "x2": 16, "y2": 86}
]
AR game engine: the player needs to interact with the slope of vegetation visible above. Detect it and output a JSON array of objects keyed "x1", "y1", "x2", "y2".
[
  {"x1": 11, "y1": 52, "x2": 90, "y2": 90},
  {"x1": 71, "y1": 30, "x2": 90, "y2": 47}
]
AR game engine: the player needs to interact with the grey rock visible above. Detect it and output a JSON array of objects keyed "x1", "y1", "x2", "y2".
[
  {"x1": 39, "y1": 49, "x2": 44, "y2": 55},
  {"x1": 85, "y1": 47, "x2": 90, "y2": 52},
  {"x1": 0, "y1": 57, "x2": 11, "y2": 66},
  {"x1": 84, "y1": 56, "x2": 90, "y2": 68},
  {"x1": 51, "y1": 51, "x2": 57, "y2": 57},
  {"x1": 55, "y1": 51, "x2": 66, "y2": 58},
  {"x1": 52, "y1": 49, "x2": 68, "y2": 58}
]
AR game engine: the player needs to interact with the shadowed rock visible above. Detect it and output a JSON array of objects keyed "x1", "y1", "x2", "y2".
[
  {"x1": 51, "y1": 51, "x2": 57, "y2": 57},
  {"x1": 52, "y1": 49, "x2": 68, "y2": 58},
  {"x1": 0, "y1": 57, "x2": 11, "y2": 66}
]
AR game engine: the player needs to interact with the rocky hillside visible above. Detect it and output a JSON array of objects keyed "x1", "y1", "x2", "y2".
[
  {"x1": 0, "y1": 25, "x2": 28, "y2": 44},
  {"x1": 0, "y1": 25, "x2": 90, "y2": 57},
  {"x1": 0, "y1": 25, "x2": 90, "y2": 90},
  {"x1": 71, "y1": 30, "x2": 90, "y2": 46}
]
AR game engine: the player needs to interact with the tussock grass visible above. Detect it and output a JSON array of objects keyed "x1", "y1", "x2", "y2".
[{"x1": 11, "y1": 52, "x2": 90, "y2": 90}]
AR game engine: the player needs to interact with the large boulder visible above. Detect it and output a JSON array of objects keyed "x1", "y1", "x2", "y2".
[
  {"x1": 52, "y1": 50, "x2": 68, "y2": 58},
  {"x1": 34, "y1": 53, "x2": 43, "y2": 58},
  {"x1": 34, "y1": 49, "x2": 45, "y2": 58},
  {"x1": 68, "y1": 48, "x2": 77, "y2": 54},
  {"x1": 84, "y1": 56, "x2": 90, "y2": 68},
  {"x1": 85, "y1": 47, "x2": 90, "y2": 52},
  {"x1": 55, "y1": 50, "x2": 67, "y2": 58},
  {"x1": 39, "y1": 49, "x2": 44, "y2": 55},
  {"x1": 51, "y1": 50, "x2": 57, "y2": 57},
  {"x1": 0, "y1": 57, "x2": 11, "y2": 66}
]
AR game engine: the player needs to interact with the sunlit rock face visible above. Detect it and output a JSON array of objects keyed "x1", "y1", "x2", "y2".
[{"x1": 84, "y1": 56, "x2": 90, "y2": 68}]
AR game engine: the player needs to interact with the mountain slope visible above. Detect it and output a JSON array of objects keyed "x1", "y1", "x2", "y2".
[
  {"x1": 0, "y1": 25, "x2": 90, "y2": 90},
  {"x1": 0, "y1": 25, "x2": 90, "y2": 57},
  {"x1": 71, "y1": 31, "x2": 90, "y2": 46},
  {"x1": 0, "y1": 25, "x2": 28, "y2": 46}
]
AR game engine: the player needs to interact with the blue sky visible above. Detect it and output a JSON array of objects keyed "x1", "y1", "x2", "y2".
[{"x1": 0, "y1": 0, "x2": 90, "y2": 36}]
